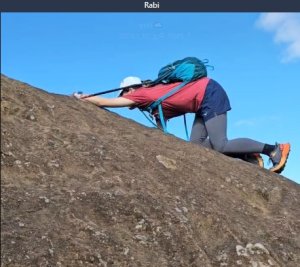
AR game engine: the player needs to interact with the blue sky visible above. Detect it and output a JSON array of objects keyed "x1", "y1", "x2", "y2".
[{"x1": 1, "y1": 13, "x2": 300, "y2": 183}]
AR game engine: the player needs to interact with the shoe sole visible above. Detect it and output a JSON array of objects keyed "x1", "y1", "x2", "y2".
[
  {"x1": 257, "y1": 156, "x2": 264, "y2": 168},
  {"x1": 241, "y1": 154, "x2": 264, "y2": 168},
  {"x1": 270, "y1": 143, "x2": 291, "y2": 174},
  {"x1": 253, "y1": 153, "x2": 264, "y2": 168}
]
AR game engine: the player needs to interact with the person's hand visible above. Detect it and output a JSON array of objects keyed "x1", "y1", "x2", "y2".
[
  {"x1": 73, "y1": 92, "x2": 89, "y2": 100},
  {"x1": 73, "y1": 92, "x2": 101, "y2": 106}
]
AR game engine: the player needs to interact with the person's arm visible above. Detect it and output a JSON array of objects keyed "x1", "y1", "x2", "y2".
[{"x1": 74, "y1": 93, "x2": 136, "y2": 108}]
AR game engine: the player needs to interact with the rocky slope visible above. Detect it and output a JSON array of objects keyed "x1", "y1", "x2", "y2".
[{"x1": 1, "y1": 74, "x2": 300, "y2": 267}]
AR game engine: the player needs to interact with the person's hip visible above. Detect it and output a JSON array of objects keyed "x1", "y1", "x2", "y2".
[{"x1": 197, "y1": 79, "x2": 231, "y2": 122}]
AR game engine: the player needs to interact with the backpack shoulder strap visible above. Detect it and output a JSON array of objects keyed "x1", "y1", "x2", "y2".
[
  {"x1": 147, "y1": 81, "x2": 189, "y2": 111},
  {"x1": 143, "y1": 81, "x2": 189, "y2": 138}
]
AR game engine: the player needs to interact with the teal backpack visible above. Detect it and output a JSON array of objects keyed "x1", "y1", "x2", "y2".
[
  {"x1": 142, "y1": 57, "x2": 212, "y2": 140},
  {"x1": 152, "y1": 57, "x2": 208, "y2": 85}
]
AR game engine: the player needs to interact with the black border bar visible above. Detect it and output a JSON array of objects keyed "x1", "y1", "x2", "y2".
[{"x1": 1, "y1": 0, "x2": 300, "y2": 12}]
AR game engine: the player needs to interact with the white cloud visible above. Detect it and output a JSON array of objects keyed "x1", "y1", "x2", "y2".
[
  {"x1": 235, "y1": 119, "x2": 256, "y2": 127},
  {"x1": 234, "y1": 116, "x2": 280, "y2": 128},
  {"x1": 256, "y1": 13, "x2": 300, "y2": 63}
]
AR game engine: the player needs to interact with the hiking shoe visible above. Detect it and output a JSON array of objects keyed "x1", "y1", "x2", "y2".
[
  {"x1": 269, "y1": 143, "x2": 291, "y2": 174},
  {"x1": 244, "y1": 153, "x2": 264, "y2": 168}
]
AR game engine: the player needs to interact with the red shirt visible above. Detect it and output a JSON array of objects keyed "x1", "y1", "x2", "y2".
[{"x1": 122, "y1": 77, "x2": 210, "y2": 119}]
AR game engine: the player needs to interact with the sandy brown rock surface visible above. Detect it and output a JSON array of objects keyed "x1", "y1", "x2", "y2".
[{"x1": 1, "y1": 74, "x2": 300, "y2": 266}]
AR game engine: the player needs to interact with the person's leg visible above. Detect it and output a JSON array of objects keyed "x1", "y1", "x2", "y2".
[
  {"x1": 190, "y1": 115, "x2": 212, "y2": 148},
  {"x1": 193, "y1": 76, "x2": 290, "y2": 173},
  {"x1": 204, "y1": 113, "x2": 265, "y2": 153},
  {"x1": 204, "y1": 113, "x2": 290, "y2": 173},
  {"x1": 205, "y1": 114, "x2": 265, "y2": 167},
  {"x1": 189, "y1": 114, "x2": 263, "y2": 167},
  {"x1": 188, "y1": 114, "x2": 263, "y2": 166}
]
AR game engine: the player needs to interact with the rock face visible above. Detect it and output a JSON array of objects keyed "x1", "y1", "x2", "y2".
[{"x1": 1, "y1": 74, "x2": 300, "y2": 267}]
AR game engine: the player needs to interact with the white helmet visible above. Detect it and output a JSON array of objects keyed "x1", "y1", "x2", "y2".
[
  {"x1": 120, "y1": 76, "x2": 141, "y2": 88},
  {"x1": 119, "y1": 76, "x2": 142, "y2": 96}
]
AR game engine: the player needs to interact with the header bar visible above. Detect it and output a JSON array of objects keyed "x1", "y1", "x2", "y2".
[{"x1": 1, "y1": 0, "x2": 300, "y2": 12}]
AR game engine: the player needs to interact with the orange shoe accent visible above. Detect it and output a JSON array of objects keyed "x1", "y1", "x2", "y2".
[
  {"x1": 253, "y1": 153, "x2": 264, "y2": 168},
  {"x1": 270, "y1": 143, "x2": 291, "y2": 174}
]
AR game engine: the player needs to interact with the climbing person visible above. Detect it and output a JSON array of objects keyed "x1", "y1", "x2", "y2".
[{"x1": 73, "y1": 58, "x2": 290, "y2": 174}]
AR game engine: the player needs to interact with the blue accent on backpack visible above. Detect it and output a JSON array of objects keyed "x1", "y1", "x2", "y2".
[
  {"x1": 143, "y1": 57, "x2": 212, "y2": 140},
  {"x1": 154, "y1": 57, "x2": 208, "y2": 85}
]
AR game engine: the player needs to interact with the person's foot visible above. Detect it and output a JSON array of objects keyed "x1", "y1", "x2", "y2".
[
  {"x1": 269, "y1": 143, "x2": 291, "y2": 174},
  {"x1": 244, "y1": 153, "x2": 264, "y2": 168}
]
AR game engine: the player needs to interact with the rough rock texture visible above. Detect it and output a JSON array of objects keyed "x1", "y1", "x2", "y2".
[{"x1": 1, "y1": 74, "x2": 300, "y2": 267}]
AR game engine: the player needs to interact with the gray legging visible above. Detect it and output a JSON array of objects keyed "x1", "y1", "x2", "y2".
[{"x1": 190, "y1": 113, "x2": 265, "y2": 154}]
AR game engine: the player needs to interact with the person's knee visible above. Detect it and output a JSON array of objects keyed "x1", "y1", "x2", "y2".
[
  {"x1": 213, "y1": 145, "x2": 225, "y2": 153},
  {"x1": 190, "y1": 137, "x2": 206, "y2": 145},
  {"x1": 190, "y1": 138, "x2": 212, "y2": 149},
  {"x1": 190, "y1": 138, "x2": 198, "y2": 144},
  {"x1": 211, "y1": 140, "x2": 227, "y2": 153}
]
